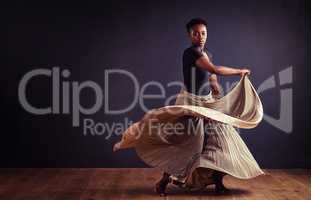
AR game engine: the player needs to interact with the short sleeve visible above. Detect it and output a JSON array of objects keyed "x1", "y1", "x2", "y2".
[{"x1": 190, "y1": 47, "x2": 204, "y2": 62}]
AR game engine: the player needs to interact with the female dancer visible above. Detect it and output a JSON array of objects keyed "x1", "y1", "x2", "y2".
[{"x1": 154, "y1": 18, "x2": 252, "y2": 196}]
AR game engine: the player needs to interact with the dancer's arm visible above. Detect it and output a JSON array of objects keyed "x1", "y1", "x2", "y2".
[
  {"x1": 196, "y1": 53, "x2": 250, "y2": 76},
  {"x1": 209, "y1": 74, "x2": 221, "y2": 96}
]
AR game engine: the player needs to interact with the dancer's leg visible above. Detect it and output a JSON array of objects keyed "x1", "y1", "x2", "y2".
[
  {"x1": 155, "y1": 172, "x2": 171, "y2": 196},
  {"x1": 212, "y1": 171, "x2": 230, "y2": 193}
]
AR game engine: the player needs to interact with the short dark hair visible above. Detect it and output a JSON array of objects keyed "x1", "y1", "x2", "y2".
[{"x1": 186, "y1": 18, "x2": 207, "y2": 33}]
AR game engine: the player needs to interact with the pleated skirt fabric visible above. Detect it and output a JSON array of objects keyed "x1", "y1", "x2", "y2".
[{"x1": 113, "y1": 75, "x2": 265, "y2": 190}]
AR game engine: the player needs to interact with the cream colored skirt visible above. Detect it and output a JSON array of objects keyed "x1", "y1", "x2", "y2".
[{"x1": 113, "y1": 75, "x2": 265, "y2": 190}]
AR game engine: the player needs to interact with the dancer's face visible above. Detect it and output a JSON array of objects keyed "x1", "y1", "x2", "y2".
[{"x1": 188, "y1": 24, "x2": 207, "y2": 48}]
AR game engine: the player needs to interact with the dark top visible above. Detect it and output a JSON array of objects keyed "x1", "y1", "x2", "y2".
[{"x1": 182, "y1": 44, "x2": 212, "y2": 95}]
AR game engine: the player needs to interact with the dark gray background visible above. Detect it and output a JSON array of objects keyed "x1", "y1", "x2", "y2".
[{"x1": 3, "y1": 0, "x2": 311, "y2": 168}]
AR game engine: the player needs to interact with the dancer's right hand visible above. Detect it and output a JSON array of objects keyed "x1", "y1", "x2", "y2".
[{"x1": 113, "y1": 142, "x2": 121, "y2": 152}]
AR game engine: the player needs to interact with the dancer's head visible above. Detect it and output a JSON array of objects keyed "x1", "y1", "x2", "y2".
[{"x1": 186, "y1": 18, "x2": 207, "y2": 48}]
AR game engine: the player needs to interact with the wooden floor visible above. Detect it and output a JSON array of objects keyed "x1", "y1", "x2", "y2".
[{"x1": 0, "y1": 168, "x2": 310, "y2": 200}]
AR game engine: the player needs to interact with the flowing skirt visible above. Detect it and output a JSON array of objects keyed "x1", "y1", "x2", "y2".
[{"x1": 113, "y1": 75, "x2": 265, "y2": 190}]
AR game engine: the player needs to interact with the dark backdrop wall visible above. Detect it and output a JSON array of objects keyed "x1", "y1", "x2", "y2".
[{"x1": 3, "y1": 0, "x2": 311, "y2": 168}]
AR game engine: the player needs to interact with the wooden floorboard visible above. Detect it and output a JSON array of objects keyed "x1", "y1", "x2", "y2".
[{"x1": 0, "y1": 168, "x2": 310, "y2": 200}]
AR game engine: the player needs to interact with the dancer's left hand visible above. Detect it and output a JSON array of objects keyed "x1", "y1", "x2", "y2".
[{"x1": 239, "y1": 68, "x2": 251, "y2": 76}]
